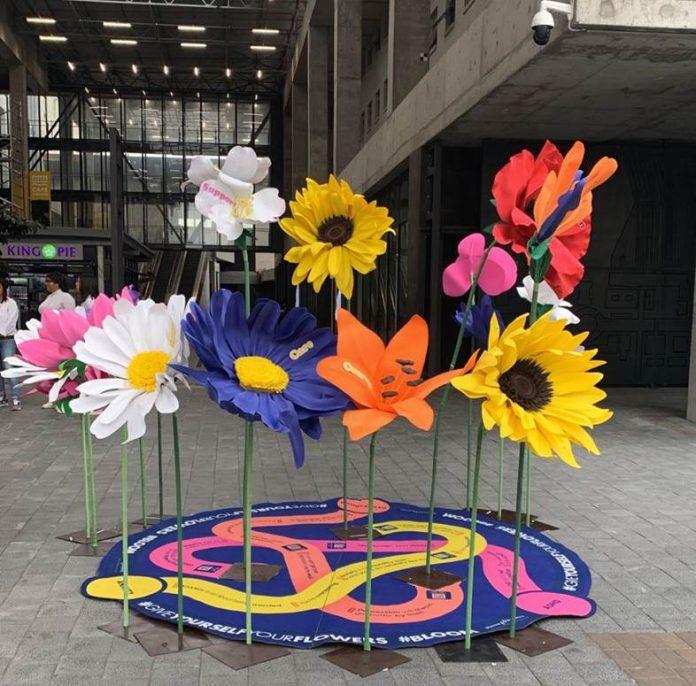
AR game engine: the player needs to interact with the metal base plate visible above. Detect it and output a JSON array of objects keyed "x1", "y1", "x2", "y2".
[
  {"x1": 134, "y1": 626, "x2": 211, "y2": 656},
  {"x1": 98, "y1": 616, "x2": 163, "y2": 643},
  {"x1": 131, "y1": 514, "x2": 176, "y2": 527},
  {"x1": 56, "y1": 528, "x2": 121, "y2": 544},
  {"x1": 395, "y1": 567, "x2": 462, "y2": 590},
  {"x1": 434, "y1": 637, "x2": 508, "y2": 663},
  {"x1": 321, "y1": 645, "x2": 411, "y2": 677},
  {"x1": 495, "y1": 625, "x2": 572, "y2": 656},
  {"x1": 68, "y1": 542, "x2": 113, "y2": 557},
  {"x1": 530, "y1": 519, "x2": 559, "y2": 532},
  {"x1": 330, "y1": 526, "x2": 383, "y2": 541},
  {"x1": 203, "y1": 642, "x2": 291, "y2": 670},
  {"x1": 221, "y1": 563, "x2": 282, "y2": 582}
]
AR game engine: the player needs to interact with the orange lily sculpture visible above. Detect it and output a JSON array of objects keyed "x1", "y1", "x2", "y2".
[{"x1": 317, "y1": 309, "x2": 478, "y2": 440}]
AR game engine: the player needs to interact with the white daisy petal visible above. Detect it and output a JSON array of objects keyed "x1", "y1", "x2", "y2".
[
  {"x1": 249, "y1": 157, "x2": 271, "y2": 184},
  {"x1": 78, "y1": 378, "x2": 129, "y2": 395},
  {"x1": 155, "y1": 385, "x2": 179, "y2": 414},
  {"x1": 186, "y1": 155, "x2": 218, "y2": 186},
  {"x1": 252, "y1": 187, "x2": 285, "y2": 222},
  {"x1": 221, "y1": 145, "x2": 261, "y2": 182}
]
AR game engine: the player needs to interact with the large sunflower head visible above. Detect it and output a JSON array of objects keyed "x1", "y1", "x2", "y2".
[
  {"x1": 451, "y1": 313, "x2": 611, "y2": 468},
  {"x1": 279, "y1": 175, "x2": 394, "y2": 299}
]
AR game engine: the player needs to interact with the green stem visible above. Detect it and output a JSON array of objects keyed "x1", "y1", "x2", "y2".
[
  {"x1": 363, "y1": 432, "x2": 378, "y2": 652},
  {"x1": 525, "y1": 278, "x2": 540, "y2": 527},
  {"x1": 241, "y1": 244, "x2": 251, "y2": 317},
  {"x1": 86, "y1": 416, "x2": 98, "y2": 552},
  {"x1": 342, "y1": 298, "x2": 351, "y2": 530},
  {"x1": 172, "y1": 414, "x2": 184, "y2": 643},
  {"x1": 497, "y1": 436, "x2": 504, "y2": 520},
  {"x1": 81, "y1": 414, "x2": 92, "y2": 541},
  {"x1": 243, "y1": 420, "x2": 254, "y2": 645},
  {"x1": 157, "y1": 412, "x2": 164, "y2": 520},
  {"x1": 120, "y1": 428, "x2": 129, "y2": 634},
  {"x1": 465, "y1": 425, "x2": 484, "y2": 650},
  {"x1": 466, "y1": 397, "x2": 473, "y2": 509},
  {"x1": 139, "y1": 438, "x2": 147, "y2": 529},
  {"x1": 509, "y1": 442, "x2": 526, "y2": 638}
]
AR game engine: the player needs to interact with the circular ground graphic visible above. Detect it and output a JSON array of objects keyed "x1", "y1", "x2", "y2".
[{"x1": 82, "y1": 498, "x2": 595, "y2": 649}]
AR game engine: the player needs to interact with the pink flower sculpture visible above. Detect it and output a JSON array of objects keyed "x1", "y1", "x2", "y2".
[{"x1": 442, "y1": 233, "x2": 517, "y2": 297}]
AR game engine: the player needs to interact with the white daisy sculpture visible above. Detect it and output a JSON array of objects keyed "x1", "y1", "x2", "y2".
[
  {"x1": 71, "y1": 298, "x2": 181, "y2": 441},
  {"x1": 185, "y1": 145, "x2": 285, "y2": 242},
  {"x1": 516, "y1": 275, "x2": 580, "y2": 325}
]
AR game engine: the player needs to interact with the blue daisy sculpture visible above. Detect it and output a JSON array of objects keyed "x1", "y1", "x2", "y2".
[{"x1": 175, "y1": 290, "x2": 349, "y2": 468}]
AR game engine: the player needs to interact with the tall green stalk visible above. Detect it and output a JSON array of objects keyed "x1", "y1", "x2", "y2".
[
  {"x1": 466, "y1": 397, "x2": 473, "y2": 508},
  {"x1": 85, "y1": 415, "x2": 98, "y2": 552},
  {"x1": 465, "y1": 425, "x2": 484, "y2": 649},
  {"x1": 80, "y1": 414, "x2": 92, "y2": 541},
  {"x1": 342, "y1": 299, "x2": 351, "y2": 529},
  {"x1": 424, "y1": 243, "x2": 493, "y2": 574},
  {"x1": 525, "y1": 279, "x2": 540, "y2": 527},
  {"x1": 363, "y1": 432, "x2": 378, "y2": 652},
  {"x1": 138, "y1": 438, "x2": 147, "y2": 529},
  {"x1": 243, "y1": 420, "x2": 254, "y2": 645},
  {"x1": 120, "y1": 428, "x2": 130, "y2": 635},
  {"x1": 509, "y1": 442, "x2": 526, "y2": 638},
  {"x1": 157, "y1": 413, "x2": 164, "y2": 520},
  {"x1": 172, "y1": 414, "x2": 184, "y2": 645},
  {"x1": 497, "y1": 437, "x2": 505, "y2": 520}
]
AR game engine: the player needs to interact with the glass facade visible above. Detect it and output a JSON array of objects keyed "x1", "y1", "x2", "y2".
[{"x1": 1, "y1": 91, "x2": 275, "y2": 249}]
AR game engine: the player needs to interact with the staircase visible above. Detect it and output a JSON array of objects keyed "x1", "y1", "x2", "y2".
[{"x1": 144, "y1": 249, "x2": 209, "y2": 303}]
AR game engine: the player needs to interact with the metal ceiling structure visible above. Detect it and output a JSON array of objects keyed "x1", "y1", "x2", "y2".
[{"x1": 13, "y1": 0, "x2": 306, "y2": 95}]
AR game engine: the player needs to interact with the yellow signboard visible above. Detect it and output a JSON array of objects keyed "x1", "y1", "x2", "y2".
[{"x1": 29, "y1": 171, "x2": 51, "y2": 200}]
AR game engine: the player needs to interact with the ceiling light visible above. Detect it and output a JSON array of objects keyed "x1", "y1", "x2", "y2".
[
  {"x1": 196, "y1": 91, "x2": 200, "y2": 98},
  {"x1": 170, "y1": 91, "x2": 174, "y2": 97},
  {"x1": 39, "y1": 35, "x2": 67, "y2": 42},
  {"x1": 103, "y1": 21, "x2": 131, "y2": 29},
  {"x1": 193, "y1": 66, "x2": 200, "y2": 77},
  {"x1": 67, "y1": 60, "x2": 75, "y2": 71},
  {"x1": 181, "y1": 42, "x2": 206, "y2": 49},
  {"x1": 111, "y1": 38, "x2": 137, "y2": 45},
  {"x1": 250, "y1": 45, "x2": 276, "y2": 52},
  {"x1": 99, "y1": 62, "x2": 107, "y2": 72},
  {"x1": 131, "y1": 64, "x2": 138, "y2": 74},
  {"x1": 178, "y1": 24, "x2": 205, "y2": 32},
  {"x1": 256, "y1": 69, "x2": 263, "y2": 79},
  {"x1": 254, "y1": 93, "x2": 258, "y2": 101},
  {"x1": 27, "y1": 17, "x2": 56, "y2": 25},
  {"x1": 225, "y1": 67, "x2": 232, "y2": 78},
  {"x1": 84, "y1": 86, "x2": 90, "y2": 94},
  {"x1": 252, "y1": 28, "x2": 279, "y2": 35},
  {"x1": 90, "y1": 96, "x2": 96, "y2": 103},
  {"x1": 128, "y1": 119, "x2": 133, "y2": 125},
  {"x1": 142, "y1": 90, "x2": 147, "y2": 96},
  {"x1": 163, "y1": 65, "x2": 170, "y2": 76},
  {"x1": 113, "y1": 88, "x2": 118, "y2": 95},
  {"x1": 226, "y1": 92, "x2": 230, "y2": 99}
]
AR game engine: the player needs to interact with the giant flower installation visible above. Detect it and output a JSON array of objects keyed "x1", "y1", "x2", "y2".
[
  {"x1": 186, "y1": 146, "x2": 285, "y2": 242},
  {"x1": 442, "y1": 233, "x2": 517, "y2": 298},
  {"x1": 451, "y1": 312, "x2": 611, "y2": 468},
  {"x1": 280, "y1": 176, "x2": 394, "y2": 299},
  {"x1": 71, "y1": 298, "x2": 181, "y2": 441},
  {"x1": 174, "y1": 289, "x2": 348, "y2": 468},
  {"x1": 517, "y1": 275, "x2": 579, "y2": 325},
  {"x1": 317, "y1": 309, "x2": 478, "y2": 440},
  {"x1": 492, "y1": 140, "x2": 617, "y2": 297}
]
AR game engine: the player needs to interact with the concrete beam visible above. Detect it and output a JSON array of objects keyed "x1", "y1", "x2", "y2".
[
  {"x1": 0, "y1": 5, "x2": 48, "y2": 92},
  {"x1": 333, "y1": 0, "x2": 362, "y2": 174},
  {"x1": 574, "y1": 0, "x2": 696, "y2": 30},
  {"x1": 291, "y1": 81, "x2": 308, "y2": 195},
  {"x1": 307, "y1": 25, "x2": 330, "y2": 179}
]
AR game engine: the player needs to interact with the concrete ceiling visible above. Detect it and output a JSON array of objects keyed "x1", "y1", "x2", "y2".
[{"x1": 442, "y1": 27, "x2": 696, "y2": 144}]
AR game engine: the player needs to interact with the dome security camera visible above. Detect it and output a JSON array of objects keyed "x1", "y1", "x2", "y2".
[
  {"x1": 531, "y1": 1, "x2": 573, "y2": 47},
  {"x1": 531, "y1": 9, "x2": 554, "y2": 46}
]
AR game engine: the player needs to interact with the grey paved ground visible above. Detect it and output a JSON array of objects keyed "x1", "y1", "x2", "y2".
[{"x1": 0, "y1": 386, "x2": 693, "y2": 685}]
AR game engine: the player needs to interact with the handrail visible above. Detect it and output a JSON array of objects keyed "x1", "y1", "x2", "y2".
[{"x1": 29, "y1": 96, "x2": 80, "y2": 170}]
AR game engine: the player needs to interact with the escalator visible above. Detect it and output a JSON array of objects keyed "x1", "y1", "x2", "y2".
[
  {"x1": 150, "y1": 250, "x2": 179, "y2": 302},
  {"x1": 145, "y1": 249, "x2": 208, "y2": 303}
]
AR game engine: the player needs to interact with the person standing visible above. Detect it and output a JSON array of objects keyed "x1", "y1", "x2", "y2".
[
  {"x1": 76, "y1": 275, "x2": 99, "y2": 310},
  {"x1": 0, "y1": 278, "x2": 21, "y2": 410},
  {"x1": 39, "y1": 272, "x2": 76, "y2": 314}
]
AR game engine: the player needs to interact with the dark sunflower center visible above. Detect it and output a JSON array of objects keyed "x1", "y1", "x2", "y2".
[
  {"x1": 318, "y1": 215, "x2": 354, "y2": 246},
  {"x1": 499, "y1": 358, "x2": 552, "y2": 411}
]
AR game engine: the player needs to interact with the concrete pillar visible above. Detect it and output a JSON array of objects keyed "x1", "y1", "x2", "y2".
[
  {"x1": 688, "y1": 283, "x2": 696, "y2": 421},
  {"x1": 9, "y1": 64, "x2": 28, "y2": 217},
  {"x1": 387, "y1": 0, "x2": 429, "y2": 112},
  {"x1": 307, "y1": 25, "x2": 330, "y2": 179},
  {"x1": 290, "y1": 81, "x2": 308, "y2": 195},
  {"x1": 333, "y1": 0, "x2": 362, "y2": 174},
  {"x1": 59, "y1": 95, "x2": 76, "y2": 226}
]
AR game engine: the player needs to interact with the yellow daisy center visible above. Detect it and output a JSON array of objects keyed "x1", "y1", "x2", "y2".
[
  {"x1": 318, "y1": 215, "x2": 354, "y2": 246},
  {"x1": 127, "y1": 351, "x2": 170, "y2": 392},
  {"x1": 235, "y1": 356, "x2": 289, "y2": 393},
  {"x1": 228, "y1": 195, "x2": 253, "y2": 219},
  {"x1": 498, "y1": 358, "x2": 552, "y2": 411}
]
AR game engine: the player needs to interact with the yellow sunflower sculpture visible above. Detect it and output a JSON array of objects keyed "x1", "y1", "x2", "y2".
[
  {"x1": 451, "y1": 313, "x2": 611, "y2": 468},
  {"x1": 279, "y1": 175, "x2": 394, "y2": 299}
]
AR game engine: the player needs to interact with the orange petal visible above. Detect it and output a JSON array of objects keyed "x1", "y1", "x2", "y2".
[
  {"x1": 377, "y1": 314, "x2": 428, "y2": 382},
  {"x1": 392, "y1": 397, "x2": 435, "y2": 432},
  {"x1": 343, "y1": 408, "x2": 395, "y2": 441},
  {"x1": 584, "y1": 156, "x2": 618, "y2": 191},
  {"x1": 316, "y1": 356, "x2": 377, "y2": 408},
  {"x1": 336, "y1": 308, "x2": 385, "y2": 376},
  {"x1": 410, "y1": 350, "x2": 479, "y2": 399}
]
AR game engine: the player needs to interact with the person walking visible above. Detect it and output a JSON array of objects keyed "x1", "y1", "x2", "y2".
[
  {"x1": 39, "y1": 272, "x2": 76, "y2": 314},
  {"x1": 0, "y1": 278, "x2": 21, "y2": 410}
]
